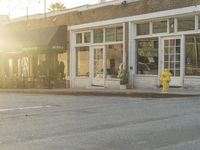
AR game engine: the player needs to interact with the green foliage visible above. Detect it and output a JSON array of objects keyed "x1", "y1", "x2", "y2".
[
  {"x1": 118, "y1": 69, "x2": 129, "y2": 85},
  {"x1": 48, "y1": 2, "x2": 66, "y2": 12}
]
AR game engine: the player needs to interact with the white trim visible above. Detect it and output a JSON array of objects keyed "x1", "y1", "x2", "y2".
[
  {"x1": 167, "y1": 19, "x2": 170, "y2": 34},
  {"x1": 158, "y1": 36, "x2": 162, "y2": 77},
  {"x1": 68, "y1": 5, "x2": 200, "y2": 31},
  {"x1": 75, "y1": 30, "x2": 92, "y2": 45},
  {"x1": 75, "y1": 77, "x2": 90, "y2": 79},
  {"x1": 195, "y1": 15, "x2": 199, "y2": 31},
  {"x1": 161, "y1": 36, "x2": 183, "y2": 86},
  {"x1": 128, "y1": 22, "x2": 133, "y2": 87},
  {"x1": 174, "y1": 18, "x2": 178, "y2": 33},
  {"x1": 136, "y1": 75, "x2": 158, "y2": 77},
  {"x1": 134, "y1": 30, "x2": 200, "y2": 39},
  {"x1": 181, "y1": 34, "x2": 185, "y2": 86},
  {"x1": 149, "y1": 22, "x2": 153, "y2": 35},
  {"x1": 123, "y1": 23, "x2": 126, "y2": 69},
  {"x1": 69, "y1": 30, "x2": 75, "y2": 88},
  {"x1": 185, "y1": 76, "x2": 200, "y2": 79}
]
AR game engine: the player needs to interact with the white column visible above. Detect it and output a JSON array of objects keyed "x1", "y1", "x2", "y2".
[
  {"x1": 123, "y1": 23, "x2": 126, "y2": 69},
  {"x1": 174, "y1": 18, "x2": 178, "y2": 33},
  {"x1": 181, "y1": 34, "x2": 185, "y2": 87},
  {"x1": 195, "y1": 15, "x2": 198, "y2": 31},
  {"x1": 129, "y1": 22, "x2": 136, "y2": 88},
  {"x1": 89, "y1": 46, "x2": 93, "y2": 84},
  {"x1": 158, "y1": 36, "x2": 162, "y2": 76},
  {"x1": 70, "y1": 30, "x2": 76, "y2": 88}
]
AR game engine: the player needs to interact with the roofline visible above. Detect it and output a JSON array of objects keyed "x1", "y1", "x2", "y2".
[
  {"x1": 68, "y1": 4, "x2": 200, "y2": 30},
  {"x1": 2, "y1": 0, "x2": 139, "y2": 24}
]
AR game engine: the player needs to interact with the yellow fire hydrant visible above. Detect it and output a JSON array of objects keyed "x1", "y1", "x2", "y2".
[{"x1": 160, "y1": 69, "x2": 171, "y2": 93}]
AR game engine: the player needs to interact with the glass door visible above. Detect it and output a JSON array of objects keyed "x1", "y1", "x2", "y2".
[
  {"x1": 162, "y1": 37, "x2": 183, "y2": 86},
  {"x1": 92, "y1": 46, "x2": 104, "y2": 86}
]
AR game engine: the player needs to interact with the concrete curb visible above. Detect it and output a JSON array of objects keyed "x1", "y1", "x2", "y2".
[{"x1": 0, "y1": 89, "x2": 198, "y2": 98}]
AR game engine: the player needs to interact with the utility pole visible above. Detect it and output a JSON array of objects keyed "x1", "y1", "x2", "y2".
[
  {"x1": 44, "y1": 0, "x2": 46, "y2": 18},
  {"x1": 26, "y1": 6, "x2": 29, "y2": 21}
]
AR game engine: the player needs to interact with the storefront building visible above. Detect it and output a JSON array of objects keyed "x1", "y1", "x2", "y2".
[
  {"x1": 69, "y1": 2, "x2": 200, "y2": 89},
  {"x1": 130, "y1": 6, "x2": 200, "y2": 88},
  {"x1": 1, "y1": 0, "x2": 200, "y2": 89},
  {"x1": 0, "y1": 25, "x2": 68, "y2": 88}
]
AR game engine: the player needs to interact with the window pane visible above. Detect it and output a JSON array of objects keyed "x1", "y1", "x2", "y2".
[
  {"x1": 177, "y1": 16, "x2": 195, "y2": 31},
  {"x1": 116, "y1": 27, "x2": 123, "y2": 41},
  {"x1": 198, "y1": 16, "x2": 200, "y2": 29},
  {"x1": 185, "y1": 35, "x2": 200, "y2": 76},
  {"x1": 106, "y1": 44, "x2": 123, "y2": 78},
  {"x1": 169, "y1": 18, "x2": 175, "y2": 33},
  {"x1": 105, "y1": 28, "x2": 115, "y2": 42},
  {"x1": 199, "y1": 16, "x2": 200, "y2": 29},
  {"x1": 137, "y1": 38, "x2": 158, "y2": 75},
  {"x1": 176, "y1": 39, "x2": 181, "y2": 47},
  {"x1": 76, "y1": 47, "x2": 89, "y2": 77},
  {"x1": 94, "y1": 29, "x2": 103, "y2": 43},
  {"x1": 175, "y1": 70, "x2": 180, "y2": 76},
  {"x1": 153, "y1": 20, "x2": 167, "y2": 33},
  {"x1": 76, "y1": 33, "x2": 82, "y2": 44},
  {"x1": 137, "y1": 23, "x2": 150, "y2": 35},
  {"x1": 84, "y1": 32, "x2": 91, "y2": 43}
]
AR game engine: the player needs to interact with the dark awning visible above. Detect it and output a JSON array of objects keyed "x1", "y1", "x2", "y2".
[
  {"x1": 0, "y1": 25, "x2": 67, "y2": 52},
  {"x1": 22, "y1": 25, "x2": 67, "y2": 51}
]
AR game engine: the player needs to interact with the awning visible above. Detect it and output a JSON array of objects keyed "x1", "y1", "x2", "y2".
[
  {"x1": 22, "y1": 25, "x2": 67, "y2": 51},
  {"x1": 0, "y1": 25, "x2": 67, "y2": 52}
]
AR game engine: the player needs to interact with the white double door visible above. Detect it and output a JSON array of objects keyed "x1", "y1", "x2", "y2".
[
  {"x1": 161, "y1": 36, "x2": 183, "y2": 86},
  {"x1": 91, "y1": 46, "x2": 105, "y2": 86}
]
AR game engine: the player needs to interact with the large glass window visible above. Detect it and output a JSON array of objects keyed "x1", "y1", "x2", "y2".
[
  {"x1": 153, "y1": 20, "x2": 167, "y2": 33},
  {"x1": 84, "y1": 32, "x2": 91, "y2": 43},
  {"x1": 76, "y1": 47, "x2": 89, "y2": 77},
  {"x1": 137, "y1": 38, "x2": 158, "y2": 75},
  {"x1": 185, "y1": 35, "x2": 200, "y2": 76},
  {"x1": 105, "y1": 28, "x2": 116, "y2": 42},
  {"x1": 94, "y1": 29, "x2": 103, "y2": 43},
  {"x1": 76, "y1": 33, "x2": 82, "y2": 44},
  {"x1": 105, "y1": 27, "x2": 123, "y2": 42},
  {"x1": 137, "y1": 23, "x2": 150, "y2": 35},
  {"x1": 116, "y1": 27, "x2": 123, "y2": 41},
  {"x1": 177, "y1": 16, "x2": 195, "y2": 32},
  {"x1": 106, "y1": 44, "x2": 123, "y2": 78}
]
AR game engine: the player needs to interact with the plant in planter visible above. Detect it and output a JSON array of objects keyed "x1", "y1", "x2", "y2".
[{"x1": 118, "y1": 69, "x2": 129, "y2": 89}]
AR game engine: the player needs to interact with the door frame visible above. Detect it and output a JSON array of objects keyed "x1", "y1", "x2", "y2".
[
  {"x1": 91, "y1": 45, "x2": 105, "y2": 86},
  {"x1": 161, "y1": 36, "x2": 184, "y2": 87}
]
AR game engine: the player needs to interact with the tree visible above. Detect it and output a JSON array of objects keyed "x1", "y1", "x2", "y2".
[{"x1": 48, "y1": 2, "x2": 66, "y2": 12}]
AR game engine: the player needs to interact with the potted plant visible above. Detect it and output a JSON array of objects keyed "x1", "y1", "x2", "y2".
[{"x1": 118, "y1": 69, "x2": 129, "y2": 89}]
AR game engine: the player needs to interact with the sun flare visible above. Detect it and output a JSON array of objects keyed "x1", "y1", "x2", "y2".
[{"x1": 0, "y1": 0, "x2": 100, "y2": 19}]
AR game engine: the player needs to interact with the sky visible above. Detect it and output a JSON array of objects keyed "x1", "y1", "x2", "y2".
[{"x1": 0, "y1": 0, "x2": 102, "y2": 19}]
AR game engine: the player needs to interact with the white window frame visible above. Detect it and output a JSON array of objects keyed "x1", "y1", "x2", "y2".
[
  {"x1": 73, "y1": 24, "x2": 125, "y2": 81},
  {"x1": 75, "y1": 30, "x2": 92, "y2": 45}
]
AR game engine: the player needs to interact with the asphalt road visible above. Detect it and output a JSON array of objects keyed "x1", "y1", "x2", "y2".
[{"x1": 0, "y1": 93, "x2": 200, "y2": 150}]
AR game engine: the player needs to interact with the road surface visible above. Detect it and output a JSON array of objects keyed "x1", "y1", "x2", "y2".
[{"x1": 0, "y1": 93, "x2": 200, "y2": 150}]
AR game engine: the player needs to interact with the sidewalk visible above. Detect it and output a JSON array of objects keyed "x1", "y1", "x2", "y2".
[{"x1": 0, "y1": 87, "x2": 199, "y2": 98}]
